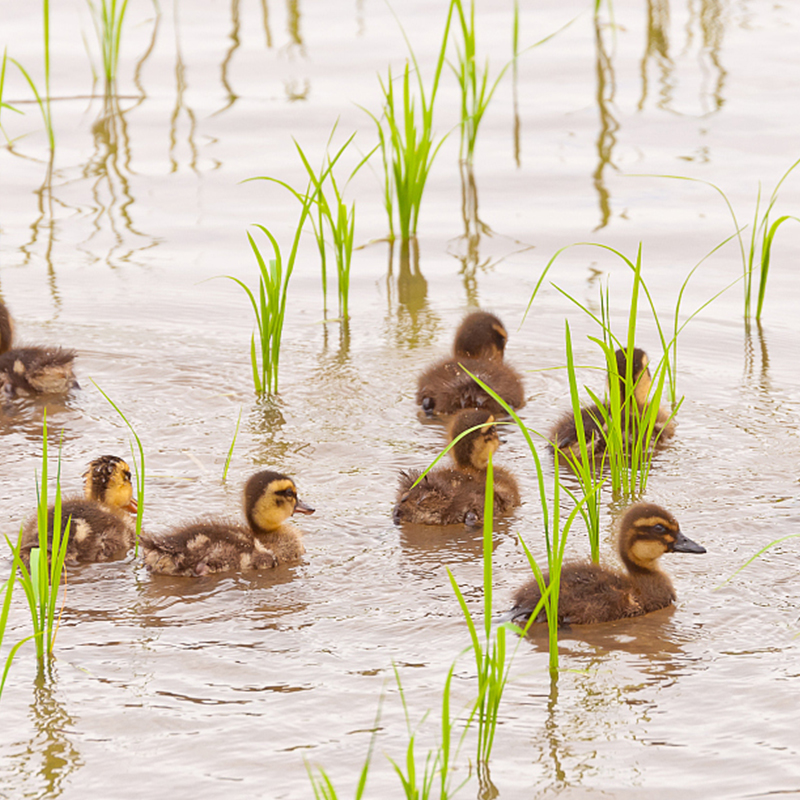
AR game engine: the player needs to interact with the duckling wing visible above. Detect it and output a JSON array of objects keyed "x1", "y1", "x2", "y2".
[
  {"x1": 21, "y1": 498, "x2": 134, "y2": 565},
  {"x1": 416, "y1": 357, "x2": 525, "y2": 417},
  {"x1": 393, "y1": 468, "x2": 475, "y2": 525},
  {"x1": 142, "y1": 522, "x2": 276, "y2": 577},
  {"x1": 0, "y1": 347, "x2": 77, "y2": 396}
]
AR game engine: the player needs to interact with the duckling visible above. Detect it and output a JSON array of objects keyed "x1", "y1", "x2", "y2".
[
  {"x1": 20, "y1": 455, "x2": 138, "y2": 566},
  {"x1": 0, "y1": 301, "x2": 78, "y2": 398},
  {"x1": 142, "y1": 470, "x2": 315, "y2": 577},
  {"x1": 393, "y1": 408, "x2": 520, "y2": 526},
  {"x1": 510, "y1": 503, "x2": 706, "y2": 627},
  {"x1": 416, "y1": 311, "x2": 525, "y2": 418},
  {"x1": 549, "y1": 347, "x2": 674, "y2": 459}
]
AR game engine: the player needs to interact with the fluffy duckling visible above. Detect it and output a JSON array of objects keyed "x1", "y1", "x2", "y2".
[
  {"x1": 393, "y1": 408, "x2": 520, "y2": 526},
  {"x1": 549, "y1": 347, "x2": 674, "y2": 458},
  {"x1": 416, "y1": 311, "x2": 525, "y2": 418},
  {"x1": 0, "y1": 302, "x2": 78, "y2": 398},
  {"x1": 20, "y1": 455, "x2": 138, "y2": 566},
  {"x1": 511, "y1": 503, "x2": 706, "y2": 626},
  {"x1": 142, "y1": 470, "x2": 314, "y2": 577}
]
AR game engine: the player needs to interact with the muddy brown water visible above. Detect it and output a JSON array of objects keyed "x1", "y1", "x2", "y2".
[{"x1": 1, "y1": 1, "x2": 800, "y2": 797}]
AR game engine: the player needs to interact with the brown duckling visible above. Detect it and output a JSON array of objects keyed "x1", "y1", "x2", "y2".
[
  {"x1": 549, "y1": 347, "x2": 674, "y2": 459},
  {"x1": 416, "y1": 311, "x2": 525, "y2": 418},
  {"x1": 142, "y1": 470, "x2": 315, "y2": 577},
  {"x1": 393, "y1": 408, "x2": 520, "y2": 526},
  {"x1": 0, "y1": 301, "x2": 78, "y2": 398},
  {"x1": 511, "y1": 503, "x2": 706, "y2": 627},
  {"x1": 20, "y1": 455, "x2": 138, "y2": 566}
]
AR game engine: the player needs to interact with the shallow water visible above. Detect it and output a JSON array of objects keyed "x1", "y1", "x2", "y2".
[{"x1": 1, "y1": 0, "x2": 800, "y2": 797}]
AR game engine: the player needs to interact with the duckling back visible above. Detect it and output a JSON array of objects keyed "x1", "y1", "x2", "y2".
[{"x1": 0, "y1": 303, "x2": 77, "y2": 397}]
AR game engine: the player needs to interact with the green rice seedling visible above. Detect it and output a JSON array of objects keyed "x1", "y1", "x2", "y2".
[
  {"x1": 6, "y1": 412, "x2": 70, "y2": 665},
  {"x1": 447, "y1": 454, "x2": 551, "y2": 763},
  {"x1": 86, "y1": 0, "x2": 130, "y2": 88},
  {"x1": 451, "y1": 0, "x2": 514, "y2": 165},
  {"x1": 0, "y1": 529, "x2": 38, "y2": 698},
  {"x1": 0, "y1": 49, "x2": 26, "y2": 145},
  {"x1": 7, "y1": 57, "x2": 54, "y2": 153},
  {"x1": 226, "y1": 211, "x2": 310, "y2": 394},
  {"x1": 643, "y1": 161, "x2": 800, "y2": 321},
  {"x1": 92, "y1": 380, "x2": 145, "y2": 554},
  {"x1": 362, "y1": 2, "x2": 455, "y2": 243},
  {"x1": 221, "y1": 406, "x2": 242, "y2": 483},
  {"x1": 258, "y1": 126, "x2": 376, "y2": 321},
  {"x1": 715, "y1": 533, "x2": 800, "y2": 591},
  {"x1": 460, "y1": 368, "x2": 588, "y2": 678}
]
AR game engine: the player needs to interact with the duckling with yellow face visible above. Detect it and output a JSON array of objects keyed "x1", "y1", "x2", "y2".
[
  {"x1": 20, "y1": 455, "x2": 138, "y2": 566},
  {"x1": 511, "y1": 503, "x2": 706, "y2": 626},
  {"x1": 393, "y1": 409, "x2": 521, "y2": 526},
  {"x1": 416, "y1": 311, "x2": 525, "y2": 418},
  {"x1": 0, "y1": 302, "x2": 78, "y2": 398},
  {"x1": 549, "y1": 347, "x2": 674, "y2": 458},
  {"x1": 142, "y1": 470, "x2": 315, "y2": 577}
]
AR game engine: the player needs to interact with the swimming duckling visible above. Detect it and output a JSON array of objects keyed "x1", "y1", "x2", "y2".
[
  {"x1": 0, "y1": 301, "x2": 78, "y2": 398},
  {"x1": 20, "y1": 455, "x2": 138, "y2": 566},
  {"x1": 393, "y1": 408, "x2": 520, "y2": 526},
  {"x1": 511, "y1": 503, "x2": 706, "y2": 626},
  {"x1": 416, "y1": 311, "x2": 525, "y2": 418},
  {"x1": 142, "y1": 470, "x2": 315, "y2": 577},
  {"x1": 549, "y1": 347, "x2": 674, "y2": 459}
]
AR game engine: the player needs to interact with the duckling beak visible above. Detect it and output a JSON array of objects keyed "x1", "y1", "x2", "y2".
[
  {"x1": 125, "y1": 497, "x2": 138, "y2": 515},
  {"x1": 672, "y1": 530, "x2": 706, "y2": 554},
  {"x1": 293, "y1": 499, "x2": 315, "y2": 516}
]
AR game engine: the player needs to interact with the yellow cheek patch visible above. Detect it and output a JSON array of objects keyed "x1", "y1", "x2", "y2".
[
  {"x1": 252, "y1": 481, "x2": 296, "y2": 531},
  {"x1": 630, "y1": 539, "x2": 667, "y2": 563}
]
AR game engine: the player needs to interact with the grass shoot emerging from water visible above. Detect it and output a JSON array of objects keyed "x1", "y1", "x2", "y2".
[
  {"x1": 6, "y1": 412, "x2": 70, "y2": 666},
  {"x1": 86, "y1": 0, "x2": 130, "y2": 88},
  {"x1": 643, "y1": 161, "x2": 800, "y2": 321},
  {"x1": 226, "y1": 191, "x2": 315, "y2": 394},
  {"x1": 92, "y1": 380, "x2": 146, "y2": 554},
  {"x1": 363, "y1": 2, "x2": 455, "y2": 243}
]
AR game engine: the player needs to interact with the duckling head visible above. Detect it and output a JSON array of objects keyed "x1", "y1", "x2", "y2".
[
  {"x1": 449, "y1": 409, "x2": 500, "y2": 470},
  {"x1": 83, "y1": 455, "x2": 138, "y2": 513},
  {"x1": 612, "y1": 347, "x2": 652, "y2": 407},
  {"x1": 0, "y1": 302, "x2": 13, "y2": 355},
  {"x1": 453, "y1": 311, "x2": 509, "y2": 361},
  {"x1": 244, "y1": 470, "x2": 315, "y2": 534},
  {"x1": 618, "y1": 503, "x2": 706, "y2": 573}
]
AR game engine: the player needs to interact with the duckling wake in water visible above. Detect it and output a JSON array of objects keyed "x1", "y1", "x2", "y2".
[
  {"x1": 142, "y1": 470, "x2": 314, "y2": 576},
  {"x1": 20, "y1": 455, "x2": 138, "y2": 566},
  {"x1": 510, "y1": 503, "x2": 706, "y2": 626},
  {"x1": 416, "y1": 311, "x2": 525, "y2": 418},
  {"x1": 393, "y1": 408, "x2": 520, "y2": 526},
  {"x1": 549, "y1": 347, "x2": 674, "y2": 459},
  {"x1": 0, "y1": 301, "x2": 78, "y2": 398}
]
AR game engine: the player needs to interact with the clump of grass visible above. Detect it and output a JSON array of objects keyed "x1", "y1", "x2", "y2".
[
  {"x1": 256, "y1": 125, "x2": 375, "y2": 321},
  {"x1": 225, "y1": 190, "x2": 314, "y2": 393},
  {"x1": 86, "y1": 0, "x2": 130, "y2": 88},
  {"x1": 643, "y1": 161, "x2": 800, "y2": 321},
  {"x1": 6, "y1": 412, "x2": 70, "y2": 666},
  {"x1": 362, "y1": 3, "x2": 455, "y2": 243},
  {"x1": 92, "y1": 380, "x2": 145, "y2": 554}
]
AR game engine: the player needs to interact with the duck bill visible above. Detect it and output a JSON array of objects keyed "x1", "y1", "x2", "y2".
[
  {"x1": 672, "y1": 530, "x2": 706, "y2": 554},
  {"x1": 293, "y1": 499, "x2": 315, "y2": 516},
  {"x1": 125, "y1": 497, "x2": 139, "y2": 515}
]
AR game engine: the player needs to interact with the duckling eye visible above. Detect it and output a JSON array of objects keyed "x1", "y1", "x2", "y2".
[
  {"x1": 124, "y1": 470, "x2": 132, "y2": 482},
  {"x1": 652, "y1": 524, "x2": 666, "y2": 534}
]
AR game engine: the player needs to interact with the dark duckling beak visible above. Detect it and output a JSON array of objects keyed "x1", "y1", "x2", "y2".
[
  {"x1": 293, "y1": 498, "x2": 315, "y2": 516},
  {"x1": 672, "y1": 530, "x2": 706, "y2": 554},
  {"x1": 126, "y1": 497, "x2": 139, "y2": 514}
]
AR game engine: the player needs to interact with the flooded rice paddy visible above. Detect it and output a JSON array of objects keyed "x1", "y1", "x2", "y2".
[{"x1": 1, "y1": 0, "x2": 800, "y2": 797}]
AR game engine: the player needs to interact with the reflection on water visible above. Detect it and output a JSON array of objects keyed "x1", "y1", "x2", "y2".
[
  {"x1": 215, "y1": 0, "x2": 242, "y2": 116},
  {"x1": 638, "y1": 0, "x2": 726, "y2": 115},
  {"x1": 170, "y1": 0, "x2": 200, "y2": 174},
  {"x1": 385, "y1": 239, "x2": 440, "y2": 349},
  {"x1": 9, "y1": 670, "x2": 83, "y2": 798},
  {"x1": 283, "y1": 0, "x2": 309, "y2": 101},
  {"x1": 593, "y1": 16, "x2": 618, "y2": 231}
]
